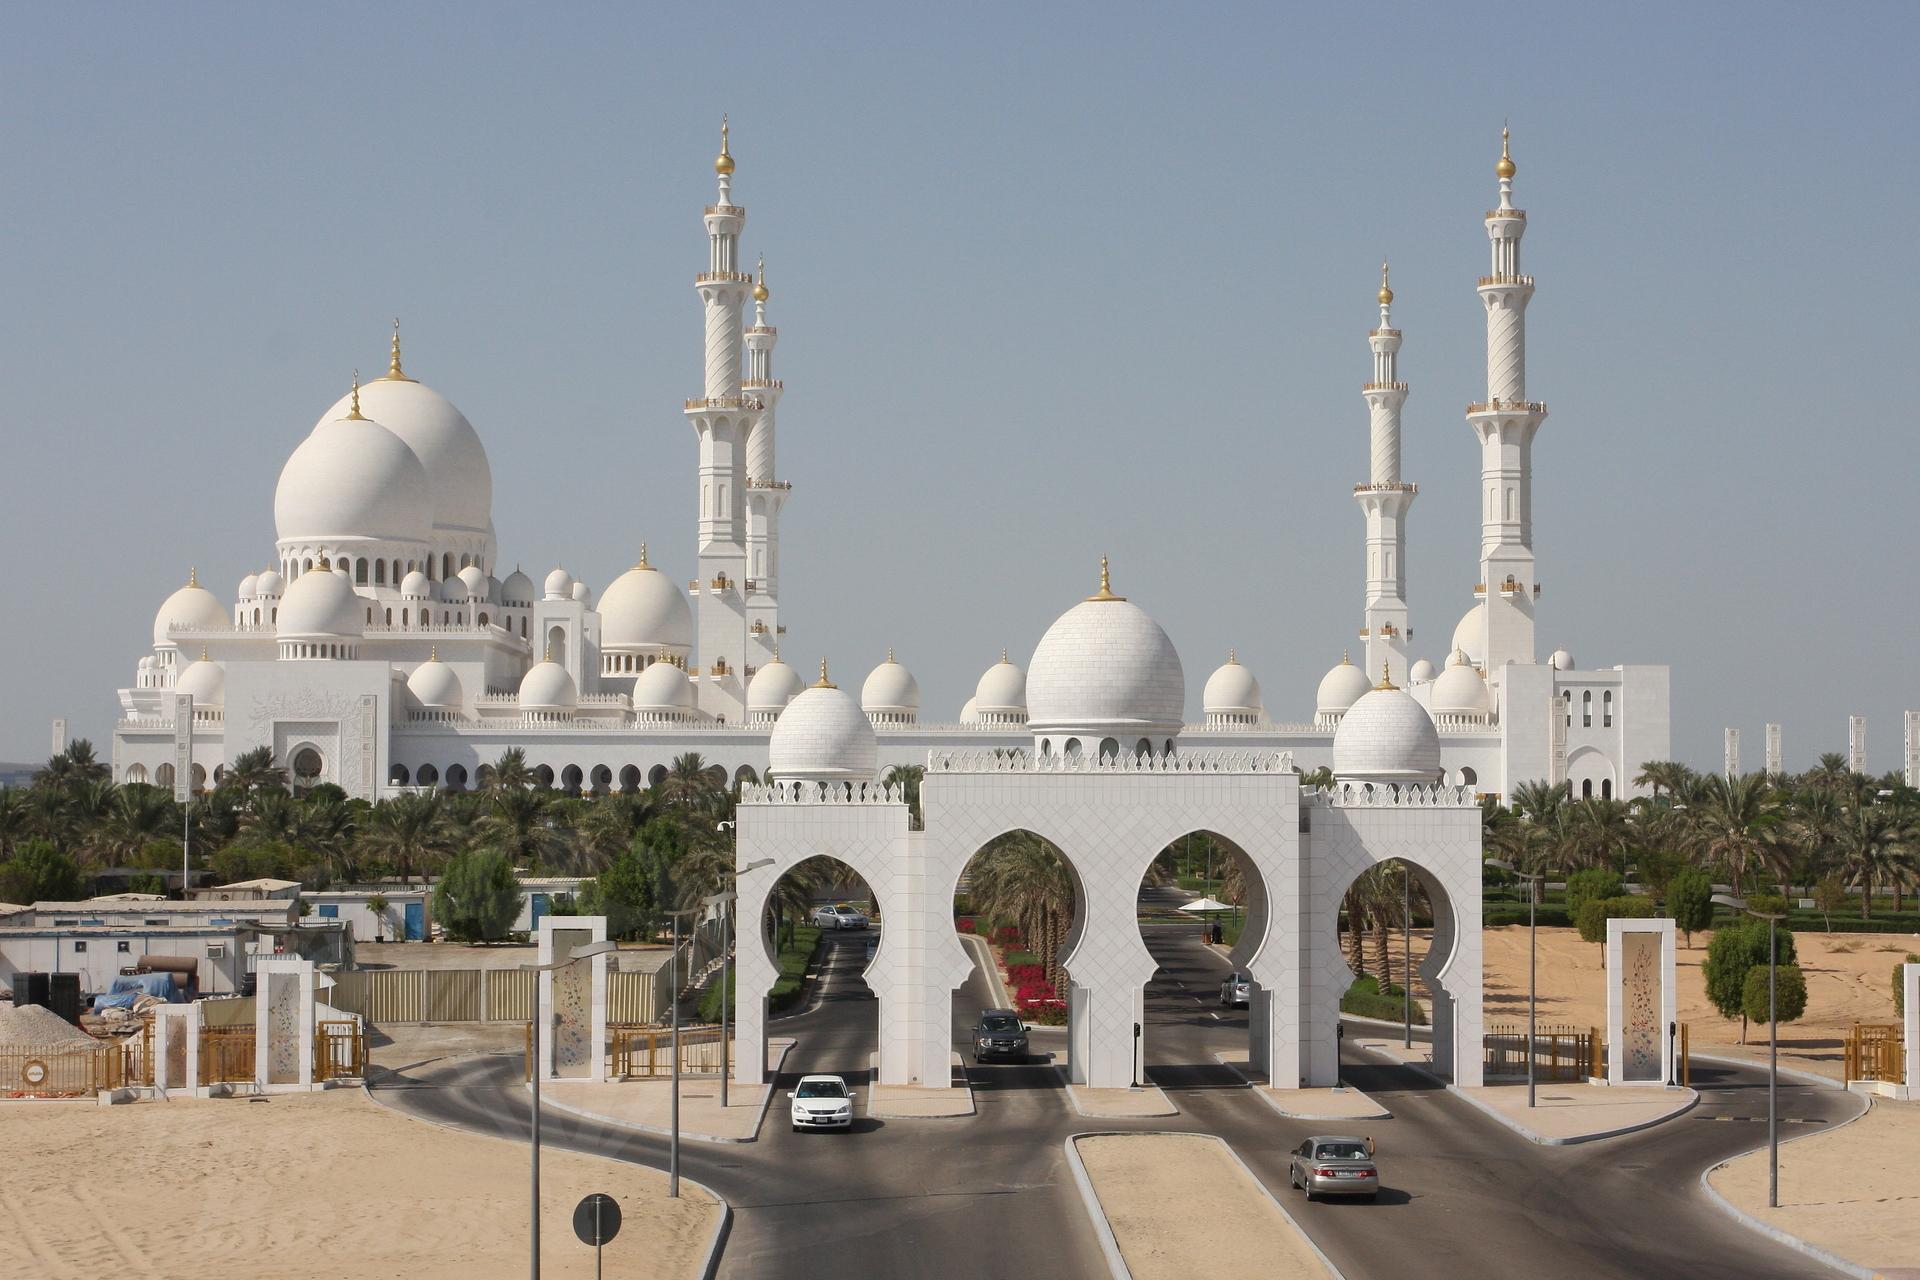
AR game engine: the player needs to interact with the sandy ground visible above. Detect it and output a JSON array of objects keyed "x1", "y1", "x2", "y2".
[
  {"x1": 1709, "y1": 1097, "x2": 1920, "y2": 1275},
  {"x1": 1076, "y1": 1133, "x2": 1330, "y2": 1280},
  {"x1": 0, "y1": 1090, "x2": 717, "y2": 1280}
]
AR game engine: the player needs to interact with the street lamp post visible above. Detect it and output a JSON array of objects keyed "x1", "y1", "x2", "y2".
[
  {"x1": 1402, "y1": 864, "x2": 1412, "y2": 1050},
  {"x1": 707, "y1": 855, "x2": 775, "y2": 1111},
  {"x1": 1487, "y1": 859, "x2": 1546, "y2": 1108},
  {"x1": 520, "y1": 938, "x2": 618, "y2": 1280},
  {"x1": 1713, "y1": 893, "x2": 1787, "y2": 1208},
  {"x1": 664, "y1": 906, "x2": 701, "y2": 1198}
]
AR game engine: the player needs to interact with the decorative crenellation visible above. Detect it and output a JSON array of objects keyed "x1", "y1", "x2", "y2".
[
  {"x1": 740, "y1": 779, "x2": 907, "y2": 806},
  {"x1": 926, "y1": 748, "x2": 1295, "y2": 775},
  {"x1": 1313, "y1": 780, "x2": 1478, "y2": 808}
]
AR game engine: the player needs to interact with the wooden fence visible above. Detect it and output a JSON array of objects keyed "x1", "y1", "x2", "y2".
[
  {"x1": 314, "y1": 1020, "x2": 366, "y2": 1082},
  {"x1": 1845, "y1": 1023, "x2": 1904, "y2": 1083},
  {"x1": 198, "y1": 1026, "x2": 256, "y2": 1084},
  {"x1": 1484, "y1": 1024, "x2": 1600, "y2": 1081},
  {"x1": 327, "y1": 966, "x2": 660, "y2": 1027}
]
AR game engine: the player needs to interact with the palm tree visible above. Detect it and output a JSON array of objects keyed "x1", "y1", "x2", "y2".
[
  {"x1": 575, "y1": 792, "x2": 655, "y2": 872},
  {"x1": 660, "y1": 753, "x2": 719, "y2": 813},
  {"x1": 1301, "y1": 766, "x2": 1336, "y2": 790},
  {"x1": 95, "y1": 787, "x2": 180, "y2": 869},
  {"x1": 484, "y1": 786, "x2": 569, "y2": 869},
  {"x1": 881, "y1": 764, "x2": 925, "y2": 827},
  {"x1": 1695, "y1": 772, "x2": 1781, "y2": 896},
  {"x1": 1509, "y1": 779, "x2": 1568, "y2": 826},
  {"x1": 357, "y1": 793, "x2": 452, "y2": 887},
  {"x1": 34, "y1": 739, "x2": 111, "y2": 790},
  {"x1": 0, "y1": 787, "x2": 27, "y2": 858},
  {"x1": 967, "y1": 832, "x2": 1076, "y2": 989},
  {"x1": 1571, "y1": 797, "x2": 1637, "y2": 873},
  {"x1": 220, "y1": 746, "x2": 288, "y2": 797},
  {"x1": 1832, "y1": 801, "x2": 1904, "y2": 920},
  {"x1": 1633, "y1": 761, "x2": 1696, "y2": 802},
  {"x1": 488, "y1": 748, "x2": 534, "y2": 792}
]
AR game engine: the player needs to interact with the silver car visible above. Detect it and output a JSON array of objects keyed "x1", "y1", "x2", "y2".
[
  {"x1": 1287, "y1": 1135, "x2": 1379, "y2": 1201},
  {"x1": 1219, "y1": 972, "x2": 1250, "y2": 1007},
  {"x1": 810, "y1": 904, "x2": 869, "y2": 930}
]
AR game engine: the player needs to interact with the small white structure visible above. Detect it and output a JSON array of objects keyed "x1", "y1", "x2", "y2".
[
  {"x1": 1902, "y1": 963, "x2": 1918, "y2": 1101},
  {"x1": 536, "y1": 915, "x2": 610, "y2": 1083},
  {"x1": 255, "y1": 957, "x2": 320, "y2": 1091},
  {"x1": 1605, "y1": 918, "x2": 1677, "y2": 1086}
]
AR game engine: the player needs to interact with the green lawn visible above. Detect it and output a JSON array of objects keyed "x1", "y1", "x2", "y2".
[{"x1": 701, "y1": 922, "x2": 823, "y2": 1022}]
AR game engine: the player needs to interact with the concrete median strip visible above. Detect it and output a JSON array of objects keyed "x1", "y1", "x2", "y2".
[
  {"x1": 1211, "y1": 1052, "x2": 1392, "y2": 1119},
  {"x1": 1066, "y1": 1131, "x2": 1343, "y2": 1280},
  {"x1": 865, "y1": 1050, "x2": 976, "y2": 1117}
]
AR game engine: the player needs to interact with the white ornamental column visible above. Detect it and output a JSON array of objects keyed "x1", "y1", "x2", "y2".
[
  {"x1": 1470, "y1": 128, "x2": 1547, "y2": 679},
  {"x1": 685, "y1": 117, "x2": 754, "y2": 722},
  {"x1": 1357, "y1": 262, "x2": 1416, "y2": 684},
  {"x1": 741, "y1": 256, "x2": 789, "y2": 678}
]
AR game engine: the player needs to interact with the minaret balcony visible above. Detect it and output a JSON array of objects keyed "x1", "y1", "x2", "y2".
[
  {"x1": 695, "y1": 271, "x2": 755, "y2": 284},
  {"x1": 1367, "y1": 327, "x2": 1402, "y2": 339},
  {"x1": 1353, "y1": 482, "x2": 1417, "y2": 494},
  {"x1": 1466, "y1": 398, "x2": 1547, "y2": 416},
  {"x1": 1476, "y1": 273, "x2": 1534, "y2": 288},
  {"x1": 1362, "y1": 381, "x2": 1409, "y2": 392},
  {"x1": 1484, "y1": 208, "x2": 1528, "y2": 222},
  {"x1": 743, "y1": 326, "x2": 777, "y2": 336},
  {"x1": 704, "y1": 204, "x2": 745, "y2": 217},
  {"x1": 685, "y1": 394, "x2": 764, "y2": 411},
  {"x1": 746, "y1": 477, "x2": 792, "y2": 491},
  {"x1": 741, "y1": 378, "x2": 783, "y2": 390}
]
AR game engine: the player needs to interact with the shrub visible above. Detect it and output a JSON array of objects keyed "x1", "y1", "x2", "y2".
[
  {"x1": 1896, "y1": 954, "x2": 1919, "y2": 1017},
  {"x1": 1747, "y1": 892, "x2": 1791, "y2": 918},
  {"x1": 1340, "y1": 975, "x2": 1426, "y2": 1024},
  {"x1": 1483, "y1": 904, "x2": 1572, "y2": 929},
  {"x1": 1741, "y1": 963, "x2": 1807, "y2": 1028},
  {"x1": 952, "y1": 895, "x2": 974, "y2": 917},
  {"x1": 1704, "y1": 919, "x2": 1797, "y2": 1040},
  {"x1": 1813, "y1": 877, "x2": 1848, "y2": 931},
  {"x1": 0, "y1": 839, "x2": 87, "y2": 904},
  {"x1": 432, "y1": 847, "x2": 525, "y2": 942},
  {"x1": 1481, "y1": 861, "x2": 1514, "y2": 889},
  {"x1": 1565, "y1": 868, "x2": 1625, "y2": 926},
  {"x1": 1666, "y1": 867, "x2": 1714, "y2": 946},
  {"x1": 956, "y1": 916, "x2": 976, "y2": 934},
  {"x1": 1006, "y1": 963, "x2": 1045, "y2": 985},
  {"x1": 1004, "y1": 950, "x2": 1039, "y2": 968},
  {"x1": 1575, "y1": 894, "x2": 1659, "y2": 946},
  {"x1": 992, "y1": 925, "x2": 1023, "y2": 947}
]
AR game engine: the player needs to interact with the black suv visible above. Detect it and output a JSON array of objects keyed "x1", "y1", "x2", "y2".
[{"x1": 972, "y1": 1009, "x2": 1029, "y2": 1063}]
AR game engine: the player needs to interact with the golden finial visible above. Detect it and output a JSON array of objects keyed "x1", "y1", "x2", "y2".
[
  {"x1": 715, "y1": 114, "x2": 735, "y2": 176},
  {"x1": 635, "y1": 542, "x2": 652, "y2": 570},
  {"x1": 318, "y1": 554, "x2": 331, "y2": 571},
  {"x1": 544, "y1": 642, "x2": 553, "y2": 663},
  {"x1": 1496, "y1": 125, "x2": 1516, "y2": 180},
  {"x1": 200, "y1": 645, "x2": 209, "y2": 661},
  {"x1": 1375, "y1": 660, "x2": 1398, "y2": 691},
  {"x1": 1000, "y1": 647, "x2": 1009, "y2": 664},
  {"x1": 1341, "y1": 648, "x2": 1351, "y2": 665},
  {"x1": 429, "y1": 645, "x2": 438, "y2": 661},
  {"x1": 813, "y1": 658, "x2": 835, "y2": 689},
  {"x1": 1378, "y1": 259, "x2": 1393, "y2": 306},
  {"x1": 772, "y1": 643, "x2": 781, "y2": 662},
  {"x1": 753, "y1": 255, "x2": 769, "y2": 303},
  {"x1": 886, "y1": 646, "x2": 895, "y2": 663},
  {"x1": 1086, "y1": 555, "x2": 1127, "y2": 602},
  {"x1": 1227, "y1": 648, "x2": 1237, "y2": 664},
  {"x1": 380, "y1": 318, "x2": 414, "y2": 382},
  {"x1": 346, "y1": 370, "x2": 365, "y2": 420},
  {"x1": 188, "y1": 566, "x2": 199, "y2": 588}
]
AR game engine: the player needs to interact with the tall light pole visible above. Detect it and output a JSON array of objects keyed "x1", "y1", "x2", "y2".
[
  {"x1": 708, "y1": 853, "x2": 774, "y2": 1111},
  {"x1": 520, "y1": 938, "x2": 618, "y2": 1280},
  {"x1": 1714, "y1": 893, "x2": 1787, "y2": 1208},
  {"x1": 1402, "y1": 863, "x2": 1413, "y2": 1050},
  {"x1": 665, "y1": 906, "x2": 701, "y2": 1198},
  {"x1": 1487, "y1": 859, "x2": 1545, "y2": 1108}
]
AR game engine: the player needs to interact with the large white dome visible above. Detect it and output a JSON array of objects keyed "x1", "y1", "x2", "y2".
[
  {"x1": 1026, "y1": 566, "x2": 1184, "y2": 743},
  {"x1": 518, "y1": 659, "x2": 578, "y2": 714},
  {"x1": 1202, "y1": 651, "x2": 1262, "y2": 720},
  {"x1": 407, "y1": 652, "x2": 463, "y2": 710},
  {"x1": 973, "y1": 654, "x2": 1028, "y2": 719},
  {"x1": 1430, "y1": 648, "x2": 1491, "y2": 718},
  {"x1": 152, "y1": 573, "x2": 228, "y2": 646},
  {"x1": 599, "y1": 553, "x2": 693, "y2": 654},
  {"x1": 1451, "y1": 603, "x2": 1486, "y2": 668},
  {"x1": 316, "y1": 367, "x2": 491, "y2": 536},
  {"x1": 767, "y1": 668, "x2": 877, "y2": 781},
  {"x1": 253, "y1": 569, "x2": 285, "y2": 598},
  {"x1": 861, "y1": 652, "x2": 920, "y2": 719},
  {"x1": 1315, "y1": 652, "x2": 1374, "y2": 719},
  {"x1": 277, "y1": 562, "x2": 367, "y2": 638},
  {"x1": 276, "y1": 404, "x2": 433, "y2": 547},
  {"x1": 1333, "y1": 680, "x2": 1442, "y2": 784},
  {"x1": 748, "y1": 656, "x2": 806, "y2": 717},
  {"x1": 631, "y1": 659, "x2": 695, "y2": 716},
  {"x1": 175, "y1": 653, "x2": 225, "y2": 707}
]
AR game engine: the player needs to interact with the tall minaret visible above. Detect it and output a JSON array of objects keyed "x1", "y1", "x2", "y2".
[
  {"x1": 1356, "y1": 261, "x2": 1416, "y2": 684},
  {"x1": 685, "y1": 116, "x2": 758, "y2": 722},
  {"x1": 742, "y1": 255, "x2": 789, "y2": 678},
  {"x1": 1469, "y1": 126, "x2": 1547, "y2": 679}
]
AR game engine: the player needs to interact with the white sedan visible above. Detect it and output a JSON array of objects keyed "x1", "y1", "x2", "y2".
[
  {"x1": 789, "y1": 1074, "x2": 855, "y2": 1131},
  {"x1": 810, "y1": 904, "x2": 870, "y2": 930}
]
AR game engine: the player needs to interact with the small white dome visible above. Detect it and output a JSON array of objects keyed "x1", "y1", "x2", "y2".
[
  {"x1": 457, "y1": 565, "x2": 489, "y2": 601},
  {"x1": 275, "y1": 406, "x2": 433, "y2": 546},
  {"x1": 518, "y1": 659, "x2": 578, "y2": 713},
  {"x1": 400, "y1": 570, "x2": 430, "y2": 598},
  {"x1": 571, "y1": 580, "x2": 593, "y2": 606},
  {"x1": 974, "y1": 655, "x2": 1028, "y2": 717},
  {"x1": 1315, "y1": 653, "x2": 1375, "y2": 718},
  {"x1": 278, "y1": 561, "x2": 367, "y2": 638},
  {"x1": 254, "y1": 569, "x2": 285, "y2": 598},
  {"x1": 543, "y1": 568, "x2": 573, "y2": 601},
  {"x1": 959, "y1": 696, "x2": 980, "y2": 724},
  {"x1": 599, "y1": 555, "x2": 693, "y2": 654},
  {"x1": 1409, "y1": 657, "x2": 1438, "y2": 683},
  {"x1": 631, "y1": 659, "x2": 695, "y2": 715},
  {"x1": 1430, "y1": 648, "x2": 1491, "y2": 717},
  {"x1": 1027, "y1": 572, "x2": 1185, "y2": 741},
  {"x1": 317, "y1": 371, "x2": 492, "y2": 537},
  {"x1": 175, "y1": 654, "x2": 225, "y2": 706},
  {"x1": 861, "y1": 652, "x2": 921, "y2": 718},
  {"x1": 407, "y1": 653, "x2": 463, "y2": 709},
  {"x1": 1333, "y1": 678, "x2": 1442, "y2": 784},
  {"x1": 1549, "y1": 648, "x2": 1574, "y2": 671},
  {"x1": 1202, "y1": 651, "x2": 1263, "y2": 718},
  {"x1": 767, "y1": 667, "x2": 878, "y2": 782},
  {"x1": 138, "y1": 655, "x2": 153, "y2": 671},
  {"x1": 1451, "y1": 603, "x2": 1486, "y2": 668},
  {"x1": 748, "y1": 656, "x2": 806, "y2": 715},
  {"x1": 237, "y1": 574, "x2": 258, "y2": 600},
  {"x1": 500, "y1": 568, "x2": 537, "y2": 608},
  {"x1": 152, "y1": 574, "x2": 229, "y2": 646}
]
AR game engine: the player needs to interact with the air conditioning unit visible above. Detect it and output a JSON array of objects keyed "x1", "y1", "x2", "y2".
[{"x1": 206, "y1": 943, "x2": 226, "y2": 959}]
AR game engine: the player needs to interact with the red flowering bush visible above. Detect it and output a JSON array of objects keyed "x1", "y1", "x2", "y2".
[
  {"x1": 992, "y1": 926, "x2": 1023, "y2": 947},
  {"x1": 1005, "y1": 963, "x2": 1044, "y2": 984},
  {"x1": 956, "y1": 917, "x2": 976, "y2": 934}
]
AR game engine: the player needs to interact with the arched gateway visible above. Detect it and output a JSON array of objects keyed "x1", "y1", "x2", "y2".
[{"x1": 731, "y1": 568, "x2": 1484, "y2": 1091}]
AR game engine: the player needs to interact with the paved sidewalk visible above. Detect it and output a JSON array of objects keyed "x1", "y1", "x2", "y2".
[
  {"x1": 866, "y1": 1050, "x2": 976, "y2": 1117},
  {"x1": 539, "y1": 1038, "x2": 795, "y2": 1142}
]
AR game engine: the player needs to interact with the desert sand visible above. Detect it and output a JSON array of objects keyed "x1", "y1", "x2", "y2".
[
  {"x1": 1076, "y1": 1133, "x2": 1330, "y2": 1279},
  {"x1": 0, "y1": 1089, "x2": 717, "y2": 1280}
]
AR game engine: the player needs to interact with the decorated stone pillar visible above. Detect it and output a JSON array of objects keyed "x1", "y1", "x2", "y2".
[
  {"x1": 254, "y1": 958, "x2": 317, "y2": 1090},
  {"x1": 537, "y1": 916, "x2": 609, "y2": 1083},
  {"x1": 1605, "y1": 918, "x2": 1677, "y2": 1086}
]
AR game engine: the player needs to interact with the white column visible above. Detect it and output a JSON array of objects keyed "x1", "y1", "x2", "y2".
[
  {"x1": 742, "y1": 258, "x2": 787, "y2": 677},
  {"x1": 1724, "y1": 728, "x2": 1740, "y2": 778},
  {"x1": 1765, "y1": 722, "x2": 1783, "y2": 774},
  {"x1": 537, "y1": 915, "x2": 610, "y2": 1082},
  {"x1": 1903, "y1": 964, "x2": 1918, "y2": 1097},
  {"x1": 1848, "y1": 715, "x2": 1867, "y2": 774},
  {"x1": 1904, "y1": 711, "x2": 1919, "y2": 787}
]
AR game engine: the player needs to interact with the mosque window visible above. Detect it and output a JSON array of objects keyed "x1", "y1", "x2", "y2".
[
  {"x1": 1099, "y1": 738, "x2": 1119, "y2": 761},
  {"x1": 1064, "y1": 739, "x2": 1083, "y2": 760},
  {"x1": 1461, "y1": 766, "x2": 1478, "y2": 786},
  {"x1": 356, "y1": 559, "x2": 369, "y2": 584},
  {"x1": 1601, "y1": 778, "x2": 1613, "y2": 799},
  {"x1": 1582, "y1": 690, "x2": 1592, "y2": 728},
  {"x1": 478, "y1": 612, "x2": 489, "y2": 627},
  {"x1": 385, "y1": 609, "x2": 392, "y2": 625},
  {"x1": 1603, "y1": 690, "x2": 1614, "y2": 727},
  {"x1": 1581, "y1": 778, "x2": 1593, "y2": 798},
  {"x1": 401, "y1": 609, "x2": 409, "y2": 626},
  {"x1": 375, "y1": 562, "x2": 386, "y2": 585},
  {"x1": 1135, "y1": 738, "x2": 1152, "y2": 758}
]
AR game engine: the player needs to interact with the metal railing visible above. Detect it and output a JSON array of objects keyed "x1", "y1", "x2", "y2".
[
  {"x1": 314, "y1": 1020, "x2": 366, "y2": 1082},
  {"x1": 1845, "y1": 1023, "x2": 1904, "y2": 1082},
  {"x1": 609, "y1": 1024, "x2": 727, "y2": 1078},
  {"x1": 198, "y1": 1027, "x2": 256, "y2": 1084},
  {"x1": 1483, "y1": 1023, "x2": 1599, "y2": 1081}
]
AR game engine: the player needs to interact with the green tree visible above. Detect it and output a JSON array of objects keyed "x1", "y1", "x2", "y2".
[
  {"x1": 580, "y1": 842, "x2": 671, "y2": 940},
  {"x1": 0, "y1": 838, "x2": 86, "y2": 903},
  {"x1": 1696, "y1": 772, "x2": 1782, "y2": 897},
  {"x1": 432, "y1": 848, "x2": 524, "y2": 942},
  {"x1": 1811, "y1": 875, "x2": 1847, "y2": 931},
  {"x1": 364, "y1": 893, "x2": 391, "y2": 943},
  {"x1": 1564, "y1": 868, "x2": 1624, "y2": 925},
  {"x1": 357, "y1": 793, "x2": 451, "y2": 886},
  {"x1": 882, "y1": 764, "x2": 925, "y2": 827},
  {"x1": 1704, "y1": 919, "x2": 1797, "y2": 1043},
  {"x1": 219, "y1": 746, "x2": 288, "y2": 798},
  {"x1": 1574, "y1": 895, "x2": 1659, "y2": 947},
  {"x1": 487, "y1": 748, "x2": 534, "y2": 791},
  {"x1": 210, "y1": 840, "x2": 295, "y2": 885},
  {"x1": 1666, "y1": 867, "x2": 1714, "y2": 947},
  {"x1": 484, "y1": 786, "x2": 570, "y2": 870},
  {"x1": 1741, "y1": 963, "x2": 1807, "y2": 1028}
]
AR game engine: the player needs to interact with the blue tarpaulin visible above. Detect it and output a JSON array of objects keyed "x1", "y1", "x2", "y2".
[
  {"x1": 109, "y1": 972, "x2": 177, "y2": 1001},
  {"x1": 91, "y1": 990, "x2": 140, "y2": 1011}
]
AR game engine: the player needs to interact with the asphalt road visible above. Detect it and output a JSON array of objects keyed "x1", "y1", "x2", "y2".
[{"x1": 371, "y1": 918, "x2": 1862, "y2": 1280}]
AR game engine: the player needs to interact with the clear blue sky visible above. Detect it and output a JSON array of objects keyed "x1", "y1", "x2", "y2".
[{"x1": 3, "y1": 2, "x2": 1916, "y2": 772}]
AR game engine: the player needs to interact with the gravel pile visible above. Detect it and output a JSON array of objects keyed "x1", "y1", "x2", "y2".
[{"x1": 0, "y1": 1001, "x2": 101, "y2": 1048}]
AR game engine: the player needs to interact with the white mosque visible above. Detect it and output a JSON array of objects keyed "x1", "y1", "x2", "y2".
[{"x1": 112, "y1": 124, "x2": 1668, "y2": 805}]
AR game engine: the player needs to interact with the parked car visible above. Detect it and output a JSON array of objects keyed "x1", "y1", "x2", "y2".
[
  {"x1": 1287, "y1": 1135, "x2": 1379, "y2": 1201},
  {"x1": 971, "y1": 1009, "x2": 1029, "y2": 1063},
  {"x1": 1219, "y1": 972, "x2": 1251, "y2": 1007},
  {"x1": 811, "y1": 904, "x2": 870, "y2": 930},
  {"x1": 789, "y1": 1074, "x2": 855, "y2": 1131}
]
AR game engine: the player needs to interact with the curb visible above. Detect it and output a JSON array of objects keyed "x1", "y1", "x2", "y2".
[
  {"x1": 1696, "y1": 1092, "x2": 1877, "y2": 1280},
  {"x1": 1211, "y1": 1052, "x2": 1392, "y2": 1120},
  {"x1": 693, "y1": 1181, "x2": 732, "y2": 1280},
  {"x1": 535, "y1": 1038, "x2": 796, "y2": 1144},
  {"x1": 960, "y1": 932, "x2": 1014, "y2": 1010},
  {"x1": 1055, "y1": 1065, "x2": 1179, "y2": 1117},
  {"x1": 1687, "y1": 1050, "x2": 1847, "y2": 1091},
  {"x1": 864, "y1": 1050, "x2": 977, "y2": 1119},
  {"x1": 1065, "y1": 1131, "x2": 1347, "y2": 1280}
]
